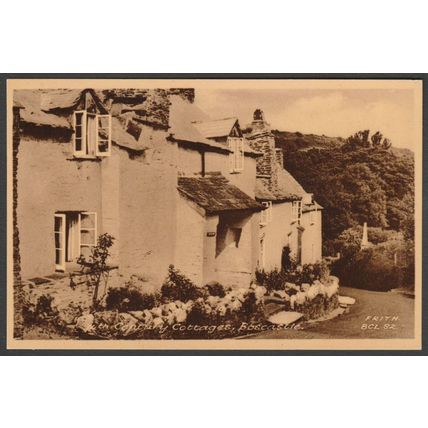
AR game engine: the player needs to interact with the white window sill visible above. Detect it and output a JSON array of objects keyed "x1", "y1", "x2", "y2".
[{"x1": 67, "y1": 155, "x2": 102, "y2": 162}]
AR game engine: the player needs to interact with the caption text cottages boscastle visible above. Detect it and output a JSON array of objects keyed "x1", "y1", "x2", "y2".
[{"x1": 12, "y1": 88, "x2": 322, "y2": 291}]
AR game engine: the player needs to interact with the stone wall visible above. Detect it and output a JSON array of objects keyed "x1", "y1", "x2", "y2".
[
  {"x1": 275, "y1": 148, "x2": 284, "y2": 167},
  {"x1": 13, "y1": 106, "x2": 23, "y2": 338},
  {"x1": 246, "y1": 123, "x2": 278, "y2": 192}
]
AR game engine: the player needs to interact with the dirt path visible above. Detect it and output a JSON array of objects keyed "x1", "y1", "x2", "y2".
[{"x1": 246, "y1": 287, "x2": 415, "y2": 340}]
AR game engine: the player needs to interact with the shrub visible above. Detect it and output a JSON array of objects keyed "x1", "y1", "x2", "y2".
[
  {"x1": 333, "y1": 246, "x2": 400, "y2": 291},
  {"x1": 256, "y1": 260, "x2": 330, "y2": 292},
  {"x1": 73, "y1": 233, "x2": 115, "y2": 309},
  {"x1": 161, "y1": 265, "x2": 205, "y2": 303},
  {"x1": 204, "y1": 281, "x2": 226, "y2": 298},
  {"x1": 295, "y1": 260, "x2": 331, "y2": 285},
  {"x1": 105, "y1": 286, "x2": 160, "y2": 312},
  {"x1": 186, "y1": 301, "x2": 213, "y2": 325},
  {"x1": 238, "y1": 291, "x2": 264, "y2": 322},
  {"x1": 22, "y1": 294, "x2": 59, "y2": 326},
  {"x1": 255, "y1": 268, "x2": 285, "y2": 293},
  {"x1": 332, "y1": 232, "x2": 413, "y2": 291}
]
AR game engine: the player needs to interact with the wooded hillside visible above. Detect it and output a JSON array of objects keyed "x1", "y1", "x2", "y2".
[{"x1": 274, "y1": 129, "x2": 415, "y2": 255}]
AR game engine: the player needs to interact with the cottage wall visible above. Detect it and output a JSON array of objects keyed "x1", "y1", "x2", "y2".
[
  {"x1": 176, "y1": 146, "x2": 257, "y2": 197},
  {"x1": 176, "y1": 146, "x2": 203, "y2": 176},
  {"x1": 205, "y1": 151, "x2": 257, "y2": 197},
  {"x1": 202, "y1": 215, "x2": 220, "y2": 285},
  {"x1": 259, "y1": 202, "x2": 293, "y2": 270},
  {"x1": 118, "y1": 129, "x2": 178, "y2": 286},
  {"x1": 17, "y1": 137, "x2": 102, "y2": 278},
  {"x1": 301, "y1": 210, "x2": 322, "y2": 264},
  {"x1": 214, "y1": 210, "x2": 254, "y2": 288},
  {"x1": 174, "y1": 195, "x2": 206, "y2": 285}
]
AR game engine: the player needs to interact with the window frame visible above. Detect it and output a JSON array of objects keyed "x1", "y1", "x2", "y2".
[
  {"x1": 291, "y1": 200, "x2": 302, "y2": 223},
  {"x1": 73, "y1": 110, "x2": 87, "y2": 157},
  {"x1": 95, "y1": 114, "x2": 112, "y2": 157},
  {"x1": 228, "y1": 137, "x2": 244, "y2": 173},
  {"x1": 54, "y1": 213, "x2": 66, "y2": 271},
  {"x1": 73, "y1": 110, "x2": 112, "y2": 158},
  {"x1": 78, "y1": 212, "x2": 97, "y2": 256}
]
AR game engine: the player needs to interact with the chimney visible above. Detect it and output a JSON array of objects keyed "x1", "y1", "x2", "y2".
[
  {"x1": 247, "y1": 109, "x2": 278, "y2": 191},
  {"x1": 275, "y1": 148, "x2": 284, "y2": 167}
]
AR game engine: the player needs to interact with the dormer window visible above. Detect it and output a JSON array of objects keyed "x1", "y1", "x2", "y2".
[
  {"x1": 228, "y1": 137, "x2": 244, "y2": 173},
  {"x1": 73, "y1": 111, "x2": 111, "y2": 158},
  {"x1": 260, "y1": 201, "x2": 272, "y2": 225},
  {"x1": 291, "y1": 200, "x2": 302, "y2": 224}
]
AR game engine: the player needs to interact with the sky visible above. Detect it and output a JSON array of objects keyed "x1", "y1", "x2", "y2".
[{"x1": 194, "y1": 88, "x2": 417, "y2": 150}]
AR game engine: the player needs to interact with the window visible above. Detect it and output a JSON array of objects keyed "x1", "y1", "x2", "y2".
[
  {"x1": 260, "y1": 201, "x2": 272, "y2": 225},
  {"x1": 54, "y1": 211, "x2": 97, "y2": 271},
  {"x1": 228, "y1": 137, "x2": 244, "y2": 172},
  {"x1": 229, "y1": 228, "x2": 242, "y2": 248},
  {"x1": 73, "y1": 111, "x2": 111, "y2": 158},
  {"x1": 73, "y1": 111, "x2": 86, "y2": 156},
  {"x1": 291, "y1": 200, "x2": 302, "y2": 223},
  {"x1": 54, "y1": 214, "x2": 66, "y2": 271},
  {"x1": 79, "y1": 212, "x2": 97, "y2": 258},
  {"x1": 96, "y1": 114, "x2": 112, "y2": 156}
]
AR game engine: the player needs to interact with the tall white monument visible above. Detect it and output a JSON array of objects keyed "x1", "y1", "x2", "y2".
[{"x1": 361, "y1": 222, "x2": 370, "y2": 250}]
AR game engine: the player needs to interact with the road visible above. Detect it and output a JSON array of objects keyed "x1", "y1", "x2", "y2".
[{"x1": 247, "y1": 287, "x2": 415, "y2": 339}]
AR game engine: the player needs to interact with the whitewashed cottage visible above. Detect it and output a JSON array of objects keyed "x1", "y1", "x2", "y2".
[{"x1": 13, "y1": 88, "x2": 322, "y2": 291}]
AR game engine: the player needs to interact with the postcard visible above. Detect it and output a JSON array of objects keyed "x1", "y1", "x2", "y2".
[{"x1": 5, "y1": 78, "x2": 422, "y2": 351}]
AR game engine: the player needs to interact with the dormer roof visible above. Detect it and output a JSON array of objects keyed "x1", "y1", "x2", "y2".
[{"x1": 192, "y1": 117, "x2": 240, "y2": 139}]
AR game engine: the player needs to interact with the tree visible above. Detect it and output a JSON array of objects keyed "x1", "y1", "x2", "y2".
[
  {"x1": 345, "y1": 130, "x2": 370, "y2": 149},
  {"x1": 282, "y1": 129, "x2": 414, "y2": 254},
  {"x1": 371, "y1": 131, "x2": 383, "y2": 147},
  {"x1": 382, "y1": 138, "x2": 392, "y2": 150},
  {"x1": 70, "y1": 233, "x2": 115, "y2": 309}
]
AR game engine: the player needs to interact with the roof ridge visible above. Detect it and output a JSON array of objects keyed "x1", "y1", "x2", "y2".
[{"x1": 191, "y1": 117, "x2": 237, "y2": 124}]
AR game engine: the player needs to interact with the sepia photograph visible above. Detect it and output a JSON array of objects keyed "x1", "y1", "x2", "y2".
[{"x1": 6, "y1": 78, "x2": 422, "y2": 350}]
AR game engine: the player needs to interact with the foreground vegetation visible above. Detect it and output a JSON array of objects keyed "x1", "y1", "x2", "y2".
[{"x1": 21, "y1": 236, "x2": 340, "y2": 340}]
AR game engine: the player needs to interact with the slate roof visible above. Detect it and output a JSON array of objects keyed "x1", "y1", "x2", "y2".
[
  {"x1": 39, "y1": 89, "x2": 83, "y2": 111},
  {"x1": 13, "y1": 88, "x2": 192, "y2": 152},
  {"x1": 111, "y1": 117, "x2": 148, "y2": 152},
  {"x1": 178, "y1": 174, "x2": 264, "y2": 214},
  {"x1": 14, "y1": 90, "x2": 71, "y2": 129},
  {"x1": 255, "y1": 180, "x2": 276, "y2": 201},
  {"x1": 255, "y1": 167, "x2": 311, "y2": 202},
  {"x1": 101, "y1": 89, "x2": 171, "y2": 129},
  {"x1": 168, "y1": 97, "x2": 261, "y2": 156},
  {"x1": 168, "y1": 97, "x2": 229, "y2": 152},
  {"x1": 302, "y1": 201, "x2": 323, "y2": 213},
  {"x1": 274, "y1": 168, "x2": 307, "y2": 200},
  {"x1": 192, "y1": 117, "x2": 238, "y2": 139}
]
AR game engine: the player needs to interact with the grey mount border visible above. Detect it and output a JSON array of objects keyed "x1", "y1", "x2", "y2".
[{"x1": 0, "y1": 73, "x2": 426, "y2": 356}]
